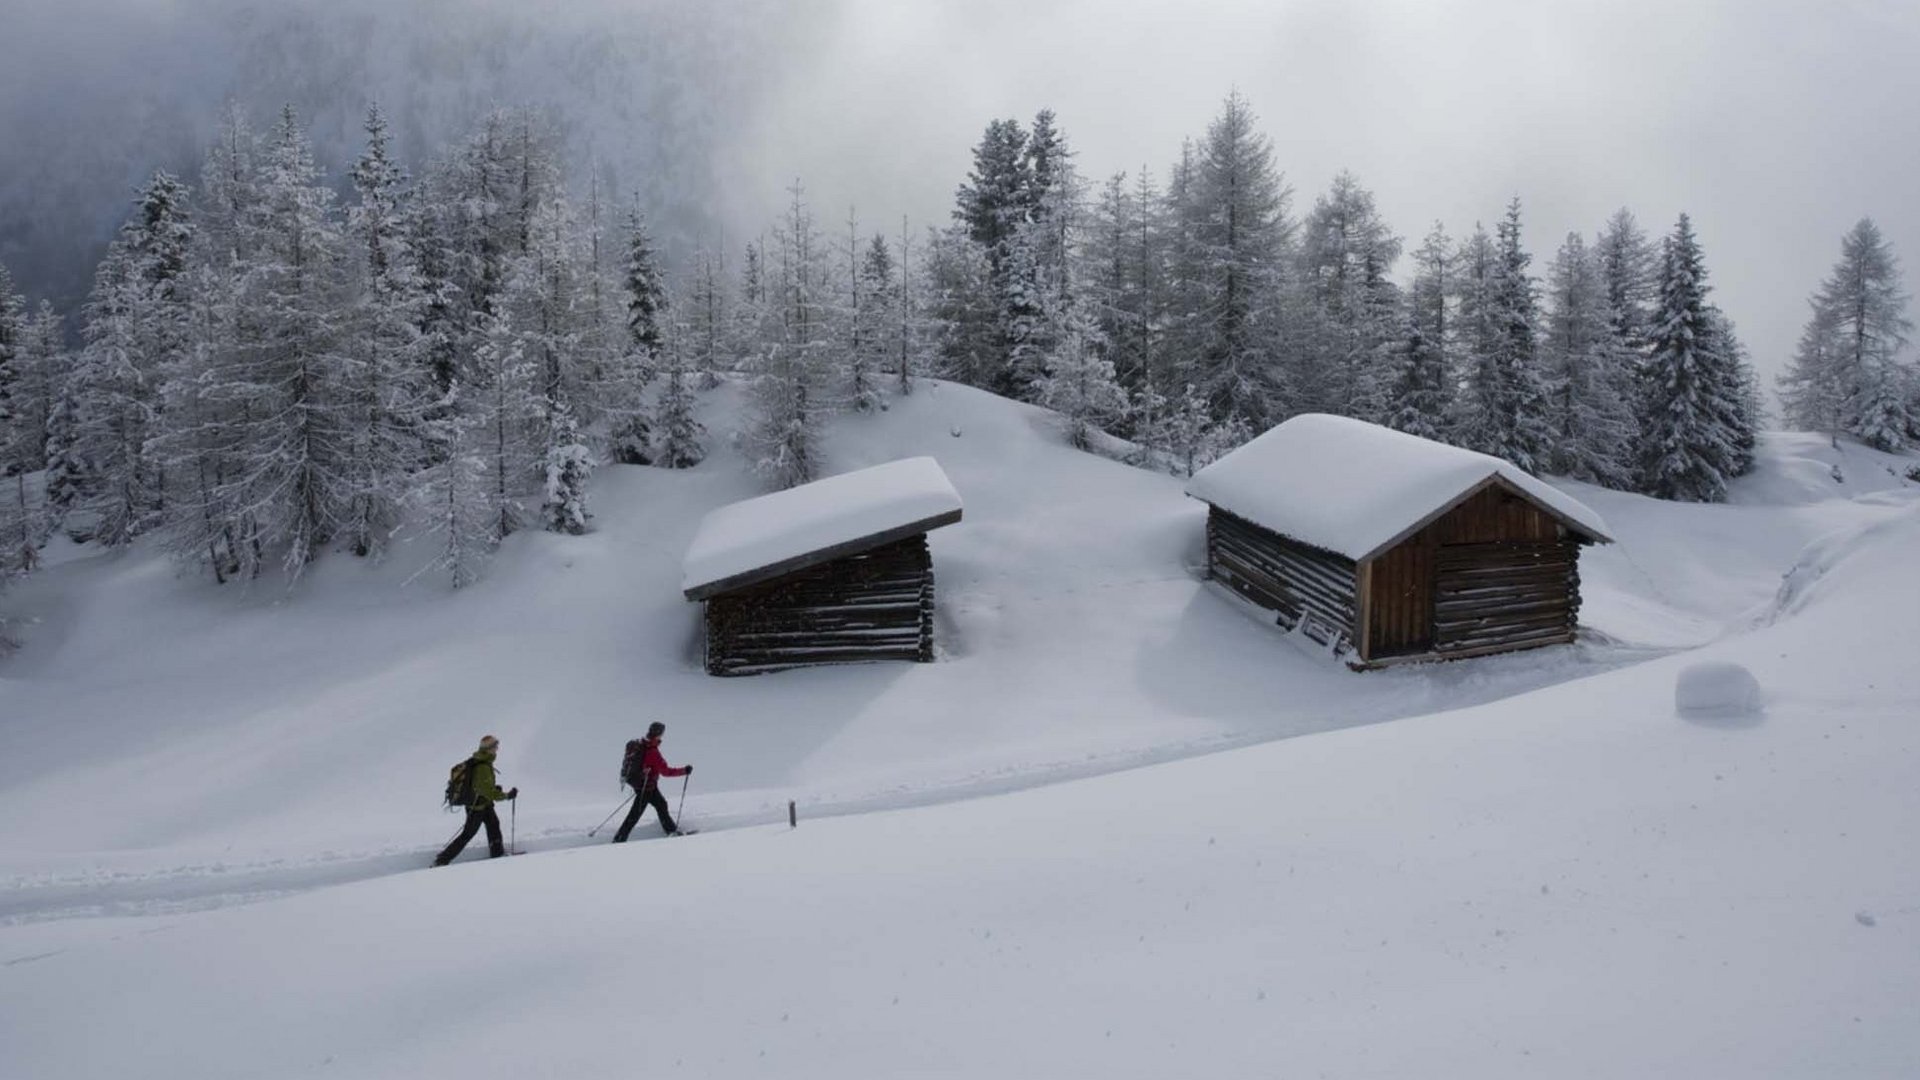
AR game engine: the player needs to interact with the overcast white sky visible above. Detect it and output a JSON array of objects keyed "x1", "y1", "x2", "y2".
[
  {"x1": 2, "y1": 0, "x2": 1915, "y2": 388},
  {"x1": 722, "y1": 0, "x2": 1920, "y2": 387}
]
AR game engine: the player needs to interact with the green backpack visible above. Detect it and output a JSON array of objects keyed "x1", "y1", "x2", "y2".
[{"x1": 443, "y1": 757, "x2": 478, "y2": 812}]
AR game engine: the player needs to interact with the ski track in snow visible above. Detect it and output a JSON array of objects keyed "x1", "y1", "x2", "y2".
[{"x1": 1, "y1": 636, "x2": 1683, "y2": 927}]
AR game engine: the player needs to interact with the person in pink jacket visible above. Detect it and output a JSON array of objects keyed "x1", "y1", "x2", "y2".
[{"x1": 613, "y1": 721, "x2": 692, "y2": 841}]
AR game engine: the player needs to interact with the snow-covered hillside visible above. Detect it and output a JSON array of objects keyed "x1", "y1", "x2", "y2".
[{"x1": 2, "y1": 384, "x2": 1916, "y2": 1077}]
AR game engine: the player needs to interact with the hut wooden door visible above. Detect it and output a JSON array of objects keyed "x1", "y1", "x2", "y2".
[{"x1": 1366, "y1": 533, "x2": 1435, "y2": 658}]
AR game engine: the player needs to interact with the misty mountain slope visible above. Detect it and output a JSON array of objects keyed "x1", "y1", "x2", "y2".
[
  {"x1": 1, "y1": 397, "x2": 1915, "y2": 1078},
  {"x1": 0, "y1": 380, "x2": 1910, "y2": 920}
]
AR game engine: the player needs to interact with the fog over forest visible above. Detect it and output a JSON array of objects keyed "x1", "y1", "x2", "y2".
[{"x1": 4, "y1": 0, "x2": 1918, "y2": 384}]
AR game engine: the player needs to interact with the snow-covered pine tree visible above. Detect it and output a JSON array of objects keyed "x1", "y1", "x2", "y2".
[
  {"x1": 854, "y1": 230, "x2": 900, "y2": 409},
  {"x1": 40, "y1": 303, "x2": 88, "y2": 537},
  {"x1": 923, "y1": 223, "x2": 996, "y2": 387},
  {"x1": 1084, "y1": 171, "x2": 1146, "y2": 403},
  {"x1": 1294, "y1": 171, "x2": 1402, "y2": 421},
  {"x1": 652, "y1": 283, "x2": 706, "y2": 469},
  {"x1": 1190, "y1": 91, "x2": 1292, "y2": 429},
  {"x1": 836, "y1": 209, "x2": 884, "y2": 413},
  {"x1": 1388, "y1": 223, "x2": 1456, "y2": 440},
  {"x1": 1778, "y1": 218, "x2": 1915, "y2": 449},
  {"x1": 954, "y1": 117, "x2": 1030, "y2": 395},
  {"x1": 226, "y1": 106, "x2": 351, "y2": 574},
  {"x1": 743, "y1": 181, "x2": 832, "y2": 490},
  {"x1": 1038, "y1": 308, "x2": 1128, "y2": 451},
  {"x1": 610, "y1": 206, "x2": 665, "y2": 464},
  {"x1": 341, "y1": 104, "x2": 430, "y2": 559},
  {"x1": 1541, "y1": 232, "x2": 1636, "y2": 485},
  {"x1": 472, "y1": 306, "x2": 538, "y2": 540},
  {"x1": 575, "y1": 171, "x2": 625, "y2": 417},
  {"x1": 416, "y1": 383, "x2": 493, "y2": 589},
  {"x1": 1638, "y1": 214, "x2": 1737, "y2": 501},
  {"x1": 687, "y1": 247, "x2": 728, "y2": 391},
  {"x1": 1701, "y1": 306, "x2": 1763, "y2": 477},
  {"x1": 1595, "y1": 208, "x2": 1656, "y2": 358},
  {"x1": 540, "y1": 401, "x2": 594, "y2": 535},
  {"x1": 892, "y1": 216, "x2": 924, "y2": 396},
  {"x1": 1455, "y1": 200, "x2": 1550, "y2": 471},
  {"x1": 0, "y1": 262, "x2": 35, "y2": 574}
]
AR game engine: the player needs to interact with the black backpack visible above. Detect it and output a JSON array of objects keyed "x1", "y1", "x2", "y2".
[
  {"x1": 444, "y1": 756, "x2": 478, "y2": 811},
  {"x1": 620, "y1": 739, "x2": 646, "y2": 789}
]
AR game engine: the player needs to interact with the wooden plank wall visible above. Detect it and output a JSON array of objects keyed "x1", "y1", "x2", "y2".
[
  {"x1": 704, "y1": 535, "x2": 934, "y2": 676},
  {"x1": 1431, "y1": 539, "x2": 1579, "y2": 655},
  {"x1": 1364, "y1": 532, "x2": 1435, "y2": 659},
  {"x1": 1207, "y1": 508, "x2": 1359, "y2": 650},
  {"x1": 1362, "y1": 484, "x2": 1582, "y2": 664}
]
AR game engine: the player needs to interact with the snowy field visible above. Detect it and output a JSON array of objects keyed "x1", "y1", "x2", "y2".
[{"x1": 2, "y1": 383, "x2": 1917, "y2": 1077}]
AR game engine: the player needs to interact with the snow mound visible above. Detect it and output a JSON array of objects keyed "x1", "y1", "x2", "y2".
[
  {"x1": 1674, "y1": 661, "x2": 1762, "y2": 715},
  {"x1": 1766, "y1": 506, "x2": 1920, "y2": 624},
  {"x1": 1186, "y1": 413, "x2": 1611, "y2": 560}
]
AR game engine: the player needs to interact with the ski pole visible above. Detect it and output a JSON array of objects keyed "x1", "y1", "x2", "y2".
[
  {"x1": 511, "y1": 796, "x2": 518, "y2": 855},
  {"x1": 676, "y1": 773, "x2": 690, "y2": 825},
  {"x1": 587, "y1": 792, "x2": 635, "y2": 838}
]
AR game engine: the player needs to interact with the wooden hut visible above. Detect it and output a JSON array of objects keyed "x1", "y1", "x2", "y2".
[
  {"x1": 1186, "y1": 415, "x2": 1614, "y2": 668},
  {"x1": 682, "y1": 457, "x2": 963, "y2": 676}
]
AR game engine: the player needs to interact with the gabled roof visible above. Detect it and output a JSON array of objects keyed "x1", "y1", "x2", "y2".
[
  {"x1": 683, "y1": 457, "x2": 964, "y2": 600},
  {"x1": 1185, "y1": 414, "x2": 1613, "y2": 562}
]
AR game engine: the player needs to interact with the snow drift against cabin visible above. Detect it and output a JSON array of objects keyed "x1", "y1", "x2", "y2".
[
  {"x1": 1186, "y1": 414, "x2": 1614, "y2": 560},
  {"x1": 681, "y1": 456, "x2": 963, "y2": 596}
]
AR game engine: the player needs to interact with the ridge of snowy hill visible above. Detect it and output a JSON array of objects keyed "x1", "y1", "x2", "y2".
[
  {"x1": 0, "y1": 390, "x2": 1915, "y2": 1077},
  {"x1": 0, "y1": 382, "x2": 1914, "y2": 918}
]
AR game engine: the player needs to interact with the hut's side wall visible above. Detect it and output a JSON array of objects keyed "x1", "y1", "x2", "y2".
[
  {"x1": 1426, "y1": 486, "x2": 1580, "y2": 658},
  {"x1": 704, "y1": 534, "x2": 933, "y2": 676},
  {"x1": 1363, "y1": 530, "x2": 1436, "y2": 660},
  {"x1": 1206, "y1": 508, "x2": 1359, "y2": 650}
]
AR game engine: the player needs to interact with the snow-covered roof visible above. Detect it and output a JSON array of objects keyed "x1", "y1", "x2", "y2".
[
  {"x1": 683, "y1": 457, "x2": 964, "y2": 599},
  {"x1": 1185, "y1": 414, "x2": 1613, "y2": 561}
]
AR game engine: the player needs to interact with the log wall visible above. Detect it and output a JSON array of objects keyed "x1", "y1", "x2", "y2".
[
  {"x1": 1429, "y1": 538, "x2": 1580, "y2": 657},
  {"x1": 1206, "y1": 508, "x2": 1358, "y2": 651},
  {"x1": 703, "y1": 535, "x2": 934, "y2": 676}
]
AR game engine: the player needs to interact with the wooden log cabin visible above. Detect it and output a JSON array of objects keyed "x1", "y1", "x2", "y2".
[
  {"x1": 1186, "y1": 414, "x2": 1614, "y2": 669},
  {"x1": 681, "y1": 457, "x2": 963, "y2": 676}
]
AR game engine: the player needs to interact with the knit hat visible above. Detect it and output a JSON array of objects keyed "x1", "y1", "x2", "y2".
[
  {"x1": 478, "y1": 734, "x2": 499, "y2": 751},
  {"x1": 646, "y1": 722, "x2": 666, "y2": 738}
]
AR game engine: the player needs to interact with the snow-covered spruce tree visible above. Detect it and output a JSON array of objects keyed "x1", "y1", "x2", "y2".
[
  {"x1": 954, "y1": 116, "x2": 1030, "y2": 396},
  {"x1": 472, "y1": 306, "x2": 539, "y2": 540},
  {"x1": 1778, "y1": 218, "x2": 1915, "y2": 449},
  {"x1": 892, "y1": 216, "x2": 926, "y2": 396},
  {"x1": 1541, "y1": 232, "x2": 1637, "y2": 486},
  {"x1": 574, "y1": 171, "x2": 625, "y2": 417},
  {"x1": 1455, "y1": 199, "x2": 1550, "y2": 472},
  {"x1": 225, "y1": 106, "x2": 351, "y2": 574},
  {"x1": 1083, "y1": 168, "x2": 1168, "y2": 424},
  {"x1": 743, "y1": 182, "x2": 832, "y2": 490},
  {"x1": 923, "y1": 222, "x2": 997, "y2": 387},
  {"x1": 1387, "y1": 223, "x2": 1456, "y2": 440},
  {"x1": 1038, "y1": 309, "x2": 1128, "y2": 451},
  {"x1": 1189, "y1": 90, "x2": 1292, "y2": 429},
  {"x1": 0, "y1": 262, "x2": 35, "y2": 574},
  {"x1": 1293, "y1": 171, "x2": 1402, "y2": 421},
  {"x1": 1638, "y1": 214, "x2": 1737, "y2": 502},
  {"x1": 851, "y1": 229, "x2": 898, "y2": 412},
  {"x1": 687, "y1": 248, "x2": 728, "y2": 391},
  {"x1": 416, "y1": 384, "x2": 493, "y2": 588},
  {"x1": 341, "y1": 104, "x2": 431, "y2": 559},
  {"x1": 74, "y1": 171, "x2": 196, "y2": 546},
  {"x1": 610, "y1": 207, "x2": 664, "y2": 464},
  {"x1": 835, "y1": 209, "x2": 884, "y2": 413},
  {"x1": 41, "y1": 321, "x2": 89, "y2": 538},
  {"x1": 1595, "y1": 208, "x2": 1656, "y2": 358},
  {"x1": 1701, "y1": 306, "x2": 1763, "y2": 478},
  {"x1": 652, "y1": 286, "x2": 706, "y2": 469},
  {"x1": 540, "y1": 401, "x2": 594, "y2": 535}
]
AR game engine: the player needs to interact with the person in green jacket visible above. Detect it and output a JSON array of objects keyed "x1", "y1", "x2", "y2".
[{"x1": 434, "y1": 734, "x2": 518, "y2": 866}]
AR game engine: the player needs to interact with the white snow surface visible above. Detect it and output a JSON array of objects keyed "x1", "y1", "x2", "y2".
[
  {"x1": 1186, "y1": 412, "x2": 1614, "y2": 559},
  {"x1": 681, "y1": 455, "x2": 961, "y2": 594},
  {"x1": 2, "y1": 384, "x2": 1918, "y2": 1077},
  {"x1": 1674, "y1": 660, "x2": 1763, "y2": 715}
]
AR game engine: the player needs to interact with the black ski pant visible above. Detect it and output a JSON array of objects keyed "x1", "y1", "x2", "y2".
[
  {"x1": 436, "y1": 805, "x2": 505, "y2": 864},
  {"x1": 613, "y1": 782, "x2": 677, "y2": 841}
]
